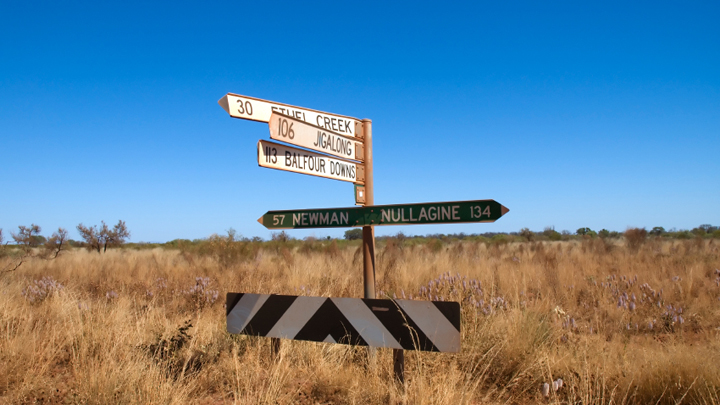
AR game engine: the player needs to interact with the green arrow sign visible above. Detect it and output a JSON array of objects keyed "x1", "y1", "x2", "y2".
[
  {"x1": 258, "y1": 200, "x2": 509, "y2": 229},
  {"x1": 368, "y1": 200, "x2": 508, "y2": 226},
  {"x1": 258, "y1": 207, "x2": 365, "y2": 229}
]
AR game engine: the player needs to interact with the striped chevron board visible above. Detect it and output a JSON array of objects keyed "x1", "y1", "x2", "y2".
[{"x1": 226, "y1": 293, "x2": 461, "y2": 352}]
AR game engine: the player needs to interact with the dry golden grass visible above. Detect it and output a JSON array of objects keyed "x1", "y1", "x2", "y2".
[{"x1": 1, "y1": 237, "x2": 719, "y2": 404}]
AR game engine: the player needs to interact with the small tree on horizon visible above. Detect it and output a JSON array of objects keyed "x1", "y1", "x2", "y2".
[
  {"x1": 543, "y1": 227, "x2": 562, "y2": 241},
  {"x1": 519, "y1": 228, "x2": 534, "y2": 242},
  {"x1": 576, "y1": 227, "x2": 591, "y2": 236},
  {"x1": 77, "y1": 220, "x2": 130, "y2": 253},
  {"x1": 650, "y1": 226, "x2": 665, "y2": 237},
  {"x1": 12, "y1": 224, "x2": 43, "y2": 247},
  {"x1": 2, "y1": 225, "x2": 67, "y2": 275},
  {"x1": 344, "y1": 229, "x2": 363, "y2": 241},
  {"x1": 271, "y1": 231, "x2": 291, "y2": 243}
]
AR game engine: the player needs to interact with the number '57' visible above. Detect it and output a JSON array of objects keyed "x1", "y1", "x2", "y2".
[{"x1": 273, "y1": 215, "x2": 285, "y2": 226}]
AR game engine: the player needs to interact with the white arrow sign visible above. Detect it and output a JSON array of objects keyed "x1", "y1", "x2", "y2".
[
  {"x1": 258, "y1": 140, "x2": 364, "y2": 184},
  {"x1": 219, "y1": 93, "x2": 363, "y2": 139},
  {"x1": 269, "y1": 111, "x2": 364, "y2": 162}
]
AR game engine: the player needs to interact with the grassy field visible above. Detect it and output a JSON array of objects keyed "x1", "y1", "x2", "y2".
[{"x1": 1, "y1": 236, "x2": 719, "y2": 404}]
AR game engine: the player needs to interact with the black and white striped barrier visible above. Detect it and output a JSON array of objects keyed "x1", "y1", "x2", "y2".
[{"x1": 226, "y1": 293, "x2": 461, "y2": 352}]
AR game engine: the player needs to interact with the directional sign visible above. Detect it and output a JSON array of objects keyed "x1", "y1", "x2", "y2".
[
  {"x1": 219, "y1": 93, "x2": 363, "y2": 139},
  {"x1": 368, "y1": 200, "x2": 509, "y2": 226},
  {"x1": 269, "y1": 111, "x2": 364, "y2": 162},
  {"x1": 227, "y1": 293, "x2": 461, "y2": 352},
  {"x1": 259, "y1": 207, "x2": 364, "y2": 229},
  {"x1": 258, "y1": 140, "x2": 365, "y2": 184},
  {"x1": 258, "y1": 199, "x2": 509, "y2": 229}
]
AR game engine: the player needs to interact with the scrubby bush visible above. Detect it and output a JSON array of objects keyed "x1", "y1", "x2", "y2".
[
  {"x1": 520, "y1": 228, "x2": 534, "y2": 242},
  {"x1": 182, "y1": 277, "x2": 219, "y2": 309},
  {"x1": 624, "y1": 227, "x2": 648, "y2": 252},
  {"x1": 490, "y1": 234, "x2": 509, "y2": 245},
  {"x1": 675, "y1": 230, "x2": 693, "y2": 239},
  {"x1": 543, "y1": 227, "x2": 562, "y2": 241},
  {"x1": 192, "y1": 229, "x2": 259, "y2": 269},
  {"x1": 21, "y1": 276, "x2": 64, "y2": 303}
]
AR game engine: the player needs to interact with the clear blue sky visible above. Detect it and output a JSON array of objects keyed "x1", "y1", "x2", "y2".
[{"x1": 1, "y1": 1, "x2": 718, "y2": 242}]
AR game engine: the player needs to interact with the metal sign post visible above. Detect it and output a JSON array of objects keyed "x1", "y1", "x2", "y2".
[
  {"x1": 219, "y1": 91, "x2": 511, "y2": 388},
  {"x1": 360, "y1": 119, "x2": 382, "y2": 373},
  {"x1": 361, "y1": 118, "x2": 375, "y2": 302}
]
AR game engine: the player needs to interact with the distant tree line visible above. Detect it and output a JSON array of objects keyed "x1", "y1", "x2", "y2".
[
  {"x1": 515, "y1": 224, "x2": 719, "y2": 242},
  {"x1": 2, "y1": 221, "x2": 717, "y2": 263},
  {"x1": 344, "y1": 224, "x2": 719, "y2": 243}
]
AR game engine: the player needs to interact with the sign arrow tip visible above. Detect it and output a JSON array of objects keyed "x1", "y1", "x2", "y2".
[
  {"x1": 501, "y1": 205, "x2": 510, "y2": 216},
  {"x1": 218, "y1": 95, "x2": 230, "y2": 114},
  {"x1": 257, "y1": 216, "x2": 264, "y2": 226}
]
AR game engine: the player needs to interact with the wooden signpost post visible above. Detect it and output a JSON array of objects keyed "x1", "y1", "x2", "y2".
[{"x1": 218, "y1": 92, "x2": 509, "y2": 385}]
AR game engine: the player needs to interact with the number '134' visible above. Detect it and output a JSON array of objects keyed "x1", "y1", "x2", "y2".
[{"x1": 470, "y1": 205, "x2": 492, "y2": 218}]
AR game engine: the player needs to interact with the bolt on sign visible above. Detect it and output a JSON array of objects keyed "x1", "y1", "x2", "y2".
[
  {"x1": 258, "y1": 199, "x2": 509, "y2": 229},
  {"x1": 226, "y1": 293, "x2": 461, "y2": 352},
  {"x1": 354, "y1": 184, "x2": 366, "y2": 205}
]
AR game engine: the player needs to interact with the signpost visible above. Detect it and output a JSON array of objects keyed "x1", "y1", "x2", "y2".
[
  {"x1": 219, "y1": 91, "x2": 510, "y2": 386},
  {"x1": 257, "y1": 199, "x2": 509, "y2": 229},
  {"x1": 258, "y1": 140, "x2": 364, "y2": 184},
  {"x1": 268, "y1": 111, "x2": 364, "y2": 162}
]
